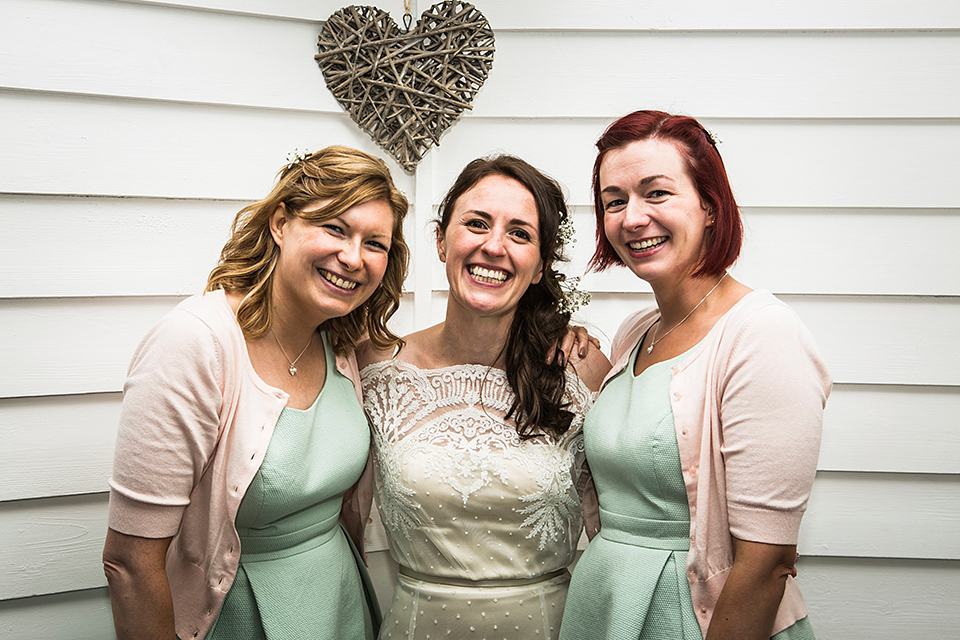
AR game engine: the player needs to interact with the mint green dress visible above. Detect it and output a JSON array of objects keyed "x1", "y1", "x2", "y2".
[
  {"x1": 560, "y1": 343, "x2": 815, "y2": 639},
  {"x1": 208, "y1": 333, "x2": 378, "y2": 640}
]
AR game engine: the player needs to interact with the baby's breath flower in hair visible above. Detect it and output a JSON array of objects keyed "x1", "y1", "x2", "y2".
[
  {"x1": 557, "y1": 275, "x2": 590, "y2": 315},
  {"x1": 557, "y1": 213, "x2": 577, "y2": 248},
  {"x1": 554, "y1": 214, "x2": 591, "y2": 314}
]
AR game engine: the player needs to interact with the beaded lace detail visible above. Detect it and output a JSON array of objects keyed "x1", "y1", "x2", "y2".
[{"x1": 362, "y1": 361, "x2": 592, "y2": 552}]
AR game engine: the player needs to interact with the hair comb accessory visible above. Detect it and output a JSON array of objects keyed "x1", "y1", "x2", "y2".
[{"x1": 702, "y1": 126, "x2": 722, "y2": 147}]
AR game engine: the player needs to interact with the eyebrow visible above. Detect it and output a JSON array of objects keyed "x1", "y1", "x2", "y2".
[
  {"x1": 464, "y1": 209, "x2": 536, "y2": 230},
  {"x1": 601, "y1": 174, "x2": 673, "y2": 194},
  {"x1": 328, "y1": 215, "x2": 392, "y2": 240}
]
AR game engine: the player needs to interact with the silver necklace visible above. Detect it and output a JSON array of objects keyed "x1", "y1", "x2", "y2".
[
  {"x1": 647, "y1": 273, "x2": 727, "y2": 354},
  {"x1": 271, "y1": 328, "x2": 313, "y2": 376}
]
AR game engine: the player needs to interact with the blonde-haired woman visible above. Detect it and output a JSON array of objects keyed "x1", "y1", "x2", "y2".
[{"x1": 102, "y1": 146, "x2": 409, "y2": 640}]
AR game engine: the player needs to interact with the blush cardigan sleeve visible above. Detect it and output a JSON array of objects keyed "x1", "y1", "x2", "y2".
[
  {"x1": 108, "y1": 300, "x2": 227, "y2": 537},
  {"x1": 715, "y1": 300, "x2": 829, "y2": 545}
]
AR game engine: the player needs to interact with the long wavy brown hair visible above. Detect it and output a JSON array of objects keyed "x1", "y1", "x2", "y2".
[
  {"x1": 206, "y1": 146, "x2": 409, "y2": 355},
  {"x1": 437, "y1": 155, "x2": 574, "y2": 440}
]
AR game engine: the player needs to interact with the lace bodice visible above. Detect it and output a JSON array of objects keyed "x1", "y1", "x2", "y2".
[{"x1": 361, "y1": 360, "x2": 593, "y2": 581}]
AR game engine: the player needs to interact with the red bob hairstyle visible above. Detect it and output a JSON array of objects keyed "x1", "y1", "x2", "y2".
[{"x1": 588, "y1": 110, "x2": 742, "y2": 278}]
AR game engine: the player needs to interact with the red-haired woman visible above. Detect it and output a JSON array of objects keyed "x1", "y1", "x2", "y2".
[{"x1": 559, "y1": 111, "x2": 830, "y2": 640}]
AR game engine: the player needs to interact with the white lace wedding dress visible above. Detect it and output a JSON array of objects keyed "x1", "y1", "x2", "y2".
[{"x1": 361, "y1": 360, "x2": 593, "y2": 640}]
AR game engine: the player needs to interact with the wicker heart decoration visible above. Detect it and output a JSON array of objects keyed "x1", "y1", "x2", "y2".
[{"x1": 316, "y1": 2, "x2": 495, "y2": 171}]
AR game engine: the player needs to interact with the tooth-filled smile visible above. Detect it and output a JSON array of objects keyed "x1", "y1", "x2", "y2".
[
  {"x1": 318, "y1": 268, "x2": 358, "y2": 290},
  {"x1": 628, "y1": 236, "x2": 667, "y2": 251},
  {"x1": 468, "y1": 265, "x2": 509, "y2": 284}
]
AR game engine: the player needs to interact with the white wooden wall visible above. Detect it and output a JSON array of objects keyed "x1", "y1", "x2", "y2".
[{"x1": 2, "y1": 0, "x2": 958, "y2": 637}]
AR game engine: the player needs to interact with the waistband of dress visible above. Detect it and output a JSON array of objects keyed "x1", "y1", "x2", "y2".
[
  {"x1": 236, "y1": 511, "x2": 341, "y2": 559},
  {"x1": 398, "y1": 566, "x2": 569, "y2": 588},
  {"x1": 598, "y1": 507, "x2": 690, "y2": 550}
]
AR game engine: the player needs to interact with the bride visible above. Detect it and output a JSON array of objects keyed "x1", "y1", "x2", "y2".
[{"x1": 359, "y1": 155, "x2": 609, "y2": 639}]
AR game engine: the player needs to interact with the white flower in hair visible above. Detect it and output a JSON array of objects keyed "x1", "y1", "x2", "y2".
[
  {"x1": 285, "y1": 148, "x2": 311, "y2": 166},
  {"x1": 554, "y1": 216, "x2": 590, "y2": 315}
]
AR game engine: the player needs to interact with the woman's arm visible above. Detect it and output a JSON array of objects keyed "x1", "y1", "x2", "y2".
[
  {"x1": 707, "y1": 301, "x2": 829, "y2": 638},
  {"x1": 102, "y1": 528, "x2": 176, "y2": 640},
  {"x1": 105, "y1": 304, "x2": 228, "y2": 638},
  {"x1": 705, "y1": 537, "x2": 798, "y2": 640}
]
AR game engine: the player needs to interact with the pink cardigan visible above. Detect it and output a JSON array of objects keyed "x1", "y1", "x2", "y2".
[
  {"x1": 107, "y1": 290, "x2": 367, "y2": 640},
  {"x1": 602, "y1": 290, "x2": 830, "y2": 636}
]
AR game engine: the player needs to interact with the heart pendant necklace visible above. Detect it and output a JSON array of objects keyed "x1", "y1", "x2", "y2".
[{"x1": 272, "y1": 328, "x2": 313, "y2": 377}]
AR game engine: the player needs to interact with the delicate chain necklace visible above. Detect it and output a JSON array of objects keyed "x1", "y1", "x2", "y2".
[
  {"x1": 647, "y1": 273, "x2": 727, "y2": 354},
  {"x1": 271, "y1": 328, "x2": 313, "y2": 376}
]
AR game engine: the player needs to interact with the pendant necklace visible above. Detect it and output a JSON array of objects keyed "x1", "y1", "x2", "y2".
[
  {"x1": 271, "y1": 328, "x2": 313, "y2": 376},
  {"x1": 647, "y1": 273, "x2": 727, "y2": 354}
]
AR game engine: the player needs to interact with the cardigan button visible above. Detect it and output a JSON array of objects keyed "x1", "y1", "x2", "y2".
[
  {"x1": 681, "y1": 429, "x2": 688, "y2": 436},
  {"x1": 673, "y1": 391, "x2": 681, "y2": 400}
]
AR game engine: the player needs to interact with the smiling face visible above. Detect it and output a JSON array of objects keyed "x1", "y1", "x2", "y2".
[
  {"x1": 438, "y1": 174, "x2": 544, "y2": 320},
  {"x1": 599, "y1": 137, "x2": 713, "y2": 289},
  {"x1": 270, "y1": 198, "x2": 394, "y2": 326}
]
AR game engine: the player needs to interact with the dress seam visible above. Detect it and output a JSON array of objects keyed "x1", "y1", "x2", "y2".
[
  {"x1": 538, "y1": 584, "x2": 550, "y2": 639},
  {"x1": 407, "y1": 579, "x2": 421, "y2": 639}
]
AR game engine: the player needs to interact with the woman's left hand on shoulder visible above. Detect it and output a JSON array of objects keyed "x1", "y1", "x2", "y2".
[
  {"x1": 556, "y1": 326, "x2": 597, "y2": 363},
  {"x1": 556, "y1": 326, "x2": 611, "y2": 392}
]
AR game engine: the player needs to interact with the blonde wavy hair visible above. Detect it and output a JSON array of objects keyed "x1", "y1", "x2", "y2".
[{"x1": 206, "y1": 146, "x2": 409, "y2": 354}]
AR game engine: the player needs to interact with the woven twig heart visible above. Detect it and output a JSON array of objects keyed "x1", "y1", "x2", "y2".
[{"x1": 316, "y1": 2, "x2": 495, "y2": 171}]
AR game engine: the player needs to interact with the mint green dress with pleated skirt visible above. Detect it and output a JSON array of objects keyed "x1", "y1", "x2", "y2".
[
  {"x1": 560, "y1": 343, "x2": 815, "y2": 640},
  {"x1": 208, "y1": 333, "x2": 378, "y2": 640}
]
